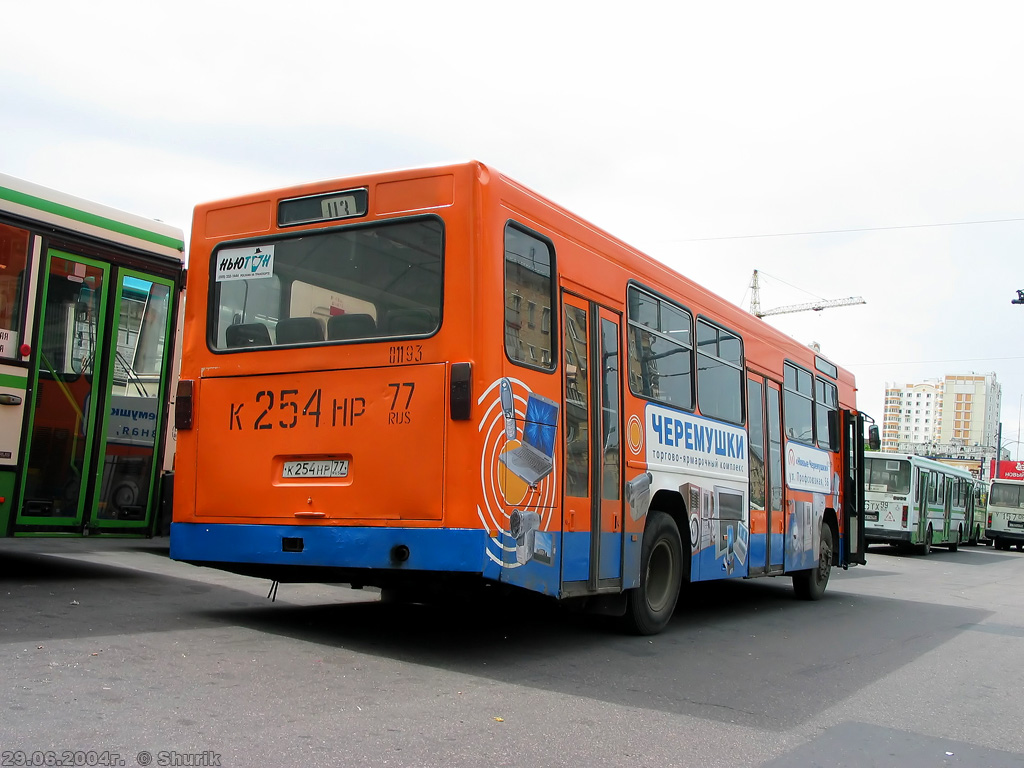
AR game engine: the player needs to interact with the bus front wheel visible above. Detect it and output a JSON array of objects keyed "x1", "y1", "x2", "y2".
[
  {"x1": 793, "y1": 523, "x2": 833, "y2": 600},
  {"x1": 624, "y1": 511, "x2": 683, "y2": 635}
]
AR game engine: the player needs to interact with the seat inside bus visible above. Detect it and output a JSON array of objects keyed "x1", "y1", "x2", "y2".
[
  {"x1": 276, "y1": 316, "x2": 325, "y2": 344},
  {"x1": 383, "y1": 308, "x2": 435, "y2": 335},
  {"x1": 225, "y1": 322, "x2": 272, "y2": 348},
  {"x1": 327, "y1": 313, "x2": 377, "y2": 340}
]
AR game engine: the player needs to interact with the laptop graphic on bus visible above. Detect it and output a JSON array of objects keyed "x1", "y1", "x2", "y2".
[{"x1": 499, "y1": 389, "x2": 560, "y2": 487}]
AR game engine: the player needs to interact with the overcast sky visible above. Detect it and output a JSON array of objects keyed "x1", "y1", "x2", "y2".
[{"x1": 3, "y1": 1, "x2": 1023, "y2": 458}]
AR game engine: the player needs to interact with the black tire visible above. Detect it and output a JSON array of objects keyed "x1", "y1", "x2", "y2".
[
  {"x1": 624, "y1": 511, "x2": 683, "y2": 635},
  {"x1": 793, "y1": 522, "x2": 833, "y2": 600},
  {"x1": 948, "y1": 527, "x2": 961, "y2": 552},
  {"x1": 919, "y1": 526, "x2": 933, "y2": 556}
]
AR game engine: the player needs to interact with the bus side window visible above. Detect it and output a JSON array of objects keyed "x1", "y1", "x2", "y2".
[
  {"x1": 0, "y1": 222, "x2": 31, "y2": 341},
  {"x1": 783, "y1": 362, "x2": 814, "y2": 444},
  {"x1": 504, "y1": 223, "x2": 555, "y2": 371}
]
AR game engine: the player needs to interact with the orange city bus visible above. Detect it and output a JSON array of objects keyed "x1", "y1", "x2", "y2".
[{"x1": 170, "y1": 161, "x2": 867, "y2": 634}]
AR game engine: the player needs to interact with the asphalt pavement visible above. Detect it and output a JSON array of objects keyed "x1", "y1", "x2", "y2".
[{"x1": 2, "y1": 537, "x2": 1023, "y2": 767}]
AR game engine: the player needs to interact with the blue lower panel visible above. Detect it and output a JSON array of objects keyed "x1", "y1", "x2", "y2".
[
  {"x1": 502, "y1": 530, "x2": 633, "y2": 591},
  {"x1": 556, "y1": 531, "x2": 628, "y2": 583},
  {"x1": 745, "y1": 532, "x2": 786, "y2": 571},
  {"x1": 693, "y1": 540, "x2": 749, "y2": 581},
  {"x1": 770, "y1": 532, "x2": 785, "y2": 567},
  {"x1": 560, "y1": 531, "x2": 589, "y2": 582},
  {"x1": 171, "y1": 523, "x2": 488, "y2": 573}
]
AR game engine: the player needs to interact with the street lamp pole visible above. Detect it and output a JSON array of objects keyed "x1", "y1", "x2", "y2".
[{"x1": 995, "y1": 422, "x2": 1002, "y2": 480}]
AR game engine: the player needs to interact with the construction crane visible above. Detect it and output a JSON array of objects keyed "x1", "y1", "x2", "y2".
[{"x1": 749, "y1": 269, "x2": 865, "y2": 319}]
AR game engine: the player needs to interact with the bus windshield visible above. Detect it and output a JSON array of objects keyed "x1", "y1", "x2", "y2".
[
  {"x1": 865, "y1": 457, "x2": 911, "y2": 494},
  {"x1": 990, "y1": 482, "x2": 1024, "y2": 508},
  {"x1": 212, "y1": 216, "x2": 443, "y2": 350}
]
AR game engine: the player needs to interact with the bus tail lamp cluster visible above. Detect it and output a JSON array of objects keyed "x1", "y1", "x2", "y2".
[
  {"x1": 902, "y1": 505, "x2": 908, "y2": 528},
  {"x1": 175, "y1": 380, "x2": 194, "y2": 430},
  {"x1": 450, "y1": 362, "x2": 472, "y2": 420}
]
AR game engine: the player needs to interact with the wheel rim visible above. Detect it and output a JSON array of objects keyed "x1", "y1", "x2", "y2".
[
  {"x1": 817, "y1": 535, "x2": 832, "y2": 583},
  {"x1": 646, "y1": 537, "x2": 677, "y2": 613}
]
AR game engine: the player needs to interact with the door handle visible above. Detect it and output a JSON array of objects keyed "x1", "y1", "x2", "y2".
[{"x1": 0, "y1": 394, "x2": 22, "y2": 406}]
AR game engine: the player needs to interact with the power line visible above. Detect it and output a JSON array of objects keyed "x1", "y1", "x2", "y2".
[
  {"x1": 677, "y1": 216, "x2": 1024, "y2": 243},
  {"x1": 756, "y1": 269, "x2": 828, "y2": 301},
  {"x1": 849, "y1": 355, "x2": 1024, "y2": 367}
]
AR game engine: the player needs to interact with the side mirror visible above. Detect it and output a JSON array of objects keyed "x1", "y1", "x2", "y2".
[{"x1": 868, "y1": 424, "x2": 881, "y2": 451}]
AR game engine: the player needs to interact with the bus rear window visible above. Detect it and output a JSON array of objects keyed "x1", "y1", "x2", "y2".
[
  {"x1": 211, "y1": 216, "x2": 443, "y2": 350},
  {"x1": 865, "y1": 457, "x2": 911, "y2": 494},
  {"x1": 990, "y1": 483, "x2": 1024, "y2": 508}
]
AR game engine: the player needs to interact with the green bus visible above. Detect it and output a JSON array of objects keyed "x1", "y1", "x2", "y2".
[
  {"x1": 0, "y1": 173, "x2": 184, "y2": 537},
  {"x1": 863, "y1": 451, "x2": 977, "y2": 554}
]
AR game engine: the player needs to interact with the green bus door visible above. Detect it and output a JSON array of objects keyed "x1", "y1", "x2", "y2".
[{"x1": 15, "y1": 250, "x2": 175, "y2": 534}]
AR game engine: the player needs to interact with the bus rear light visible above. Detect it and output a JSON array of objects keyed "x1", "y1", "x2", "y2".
[
  {"x1": 450, "y1": 362, "x2": 472, "y2": 421},
  {"x1": 988, "y1": 513, "x2": 993, "y2": 527},
  {"x1": 902, "y1": 505, "x2": 908, "y2": 528},
  {"x1": 175, "y1": 379, "x2": 194, "y2": 430}
]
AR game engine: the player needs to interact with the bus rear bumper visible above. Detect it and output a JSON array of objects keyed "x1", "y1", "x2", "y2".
[
  {"x1": 865, "y1": 528, "x2": 913, "y2": 544},
  {"x1": 986, "y1": 529, "x2": 1024, "y2": 544},
  {"x1": 170, "y1": 522, "x2": 489, "y2": 575}
]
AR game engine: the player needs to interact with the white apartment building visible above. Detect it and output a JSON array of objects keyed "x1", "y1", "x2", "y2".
[
  {"x1": 881, "y1": 373, "x2": 1001, "y2": 458},
  {"x1": 882, "y1": 379, "x2": 944, "y2": 451}
]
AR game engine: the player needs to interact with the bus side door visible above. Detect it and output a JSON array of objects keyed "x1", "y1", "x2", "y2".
[
  {"x1": 841, "y1": 410, "x2": 866, "y2": 565},
  {"x1": 560, "y1": 293, "x2": 624, "y2": 594},
  {"x1": 919, "y1": 470, "x2": 934, "y2": 542},
  {"x1": 943, "y1": 475, "x2": 954, "y2": 540}
]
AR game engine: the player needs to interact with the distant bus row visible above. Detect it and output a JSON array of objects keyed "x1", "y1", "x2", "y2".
[{"x1": 864, "y1": 451, "x2": 1024, "y2": 552}]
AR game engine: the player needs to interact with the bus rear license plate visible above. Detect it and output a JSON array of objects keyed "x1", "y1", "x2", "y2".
[
  {"x1": 283, "y1": 459, "x2": 349, "y2": 478},
  {"x1": 1008, "y1": 520, "x2": 1024, "y2": 529},
  {"x1": 864, "y1": 511, "x2": 879, "y2": 522}
]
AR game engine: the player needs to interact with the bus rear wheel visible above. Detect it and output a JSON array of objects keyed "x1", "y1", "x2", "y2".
[
  {"x1": 919, "y1": 526, "x2": 933, "y2": 556},
  {"x1": 948, "y1": 527, "x2": 961, "y2": 552},
  {"x1": 793, "y1": 523, "x2": 833, "y2": 600},
  {"x1": 624, "y1": 511, "x2": 683, "y2": 635}
]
